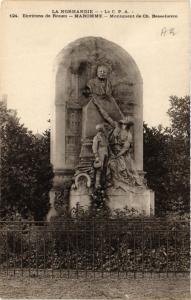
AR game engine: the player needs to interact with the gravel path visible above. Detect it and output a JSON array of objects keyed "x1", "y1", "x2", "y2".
[{"x1": 0, "y1": 273, "x2": 190, "y2": 299}]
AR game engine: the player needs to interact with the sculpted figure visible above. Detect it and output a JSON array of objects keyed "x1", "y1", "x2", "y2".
[
  {"x1": 86, "y1": 65, "x2": 123, "y2": 118},
  {"x1": 93, "y1": 99, "x2": 142, "y2": 187},
  {"x1": 92, "y1": 124, "x2": 109, "y2": 188},
  {"x1": 87, "y1": 65, "x2": 112, "y2": 98}
]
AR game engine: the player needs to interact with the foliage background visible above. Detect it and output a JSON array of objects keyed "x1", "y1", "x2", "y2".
[
  {"x1": 143, "y1": 95, "x2": 189, "y2": 216},
  {"x1": 0, "y1": 102, "x2": 53, "y2": 221}
]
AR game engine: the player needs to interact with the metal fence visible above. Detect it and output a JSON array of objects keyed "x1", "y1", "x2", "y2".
[{"x1": 0, "y1": 219, "x2": 189, "y2": 278}]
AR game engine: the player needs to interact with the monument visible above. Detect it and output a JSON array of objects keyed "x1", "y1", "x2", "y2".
[{"x1": 47, "y1": 36, "x2": 154, "y2": 220}]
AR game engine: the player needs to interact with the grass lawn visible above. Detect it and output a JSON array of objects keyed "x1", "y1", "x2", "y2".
[{"x1": 0, "y1": 272, "x2": 190, "y2": 299}]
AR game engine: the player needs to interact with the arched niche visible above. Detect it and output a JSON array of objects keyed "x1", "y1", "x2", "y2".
[{"x1": 51, "y1": 36, "x2": 143, "y2": 178}]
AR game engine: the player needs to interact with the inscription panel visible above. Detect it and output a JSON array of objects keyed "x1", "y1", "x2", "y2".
[{"x1": 65, "y1": 107, "x2": 82, "y2": 167}]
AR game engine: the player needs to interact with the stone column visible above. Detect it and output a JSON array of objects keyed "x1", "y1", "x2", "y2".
[
  {"x1": 52, "y1": 103, "x2": 66, "y2": 170},
  {"x1": 48, "y1": 68, "x2": 74, "y2": 221}
]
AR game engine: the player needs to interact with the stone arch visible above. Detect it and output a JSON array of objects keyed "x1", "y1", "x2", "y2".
[{"x1": 51, "y1": 36, "x2": 143, "y2": 180}]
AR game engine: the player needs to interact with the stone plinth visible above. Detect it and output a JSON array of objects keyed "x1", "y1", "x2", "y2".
[
  {"x1": 106, "y1": 186, "x2": 154, "y2": 216},
  {"x1": 47, "y1": 190, "x2": 58, "y2": 221},
  {"x1": 69, "y1": 186, "x2": 154, "y2": 216},
  {"x1": 69, "y1": 188, "x2": 92, "y2": 211}
]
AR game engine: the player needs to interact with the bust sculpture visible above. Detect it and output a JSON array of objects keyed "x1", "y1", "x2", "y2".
[
  {"x1": 87, "y1": 65, "x2": 112, "y2": 97},
  {"x1": 82, "y1": 64, "x2": 123, "y2": 139}
]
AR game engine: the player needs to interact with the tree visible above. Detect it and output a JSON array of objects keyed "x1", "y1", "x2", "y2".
[
  {"x1": 167, "y1": 95, "x2": 189, "y2": 139},
  {"x1": 166, "y1": 96, "x2": 189, "y2": 213},
  {"x1": 144, "y1": 95, "x2": 190, "y2": 215},
  {"x1": 143, "y1": 123, "x2": 169, "y2": 214},
  {"x1": 0, "y1": 102, "x2": 53, "y2": 220}
]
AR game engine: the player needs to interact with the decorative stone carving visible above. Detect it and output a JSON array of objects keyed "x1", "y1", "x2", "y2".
[
  {"x1": 65, "y1": 103, "x2": 82, "y2": 166},
  {"x1": 69, "y1": 173, "x2": 92, "y2": 211}
]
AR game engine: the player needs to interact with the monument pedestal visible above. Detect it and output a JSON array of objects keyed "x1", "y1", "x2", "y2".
[
  {"x1": 47, "y1": 189, "x2": 60, "y2": 221},
  {"x1": 47, "y1": 171, "x2": 73, "y2": 221},
  {"x1": 69, "y1": 187, "x2": 92, "y2": 211},
  {"x1": 106, "y1": 186, "x2": 154, "y2": 216},
  {"x1": 69, "y1": 185, "x2": 154, "y2": 216}
]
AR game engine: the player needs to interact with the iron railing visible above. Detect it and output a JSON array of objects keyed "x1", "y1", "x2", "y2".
[{"x1": 0, "y1": 219, "x2": 189, "y2": 278}]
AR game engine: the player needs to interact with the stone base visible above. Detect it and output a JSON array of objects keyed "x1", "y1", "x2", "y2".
[
  {"x1": 49, "y1": 172, "x2": 155, "y2": 218},
  {"x1": 69, "y1": 185, "x2": 154, "y2": 216},
  {"x1": 69, "y1": 187, "x2": 92, "y2": 211},
  {"x1": 47, "y1": 185, "x2": 71, "y2": 221},
  {"x1": 47, "y1": 190, "x2": 58, "y2": 221},
  {"x1": 106, "y1": 185, "x2": 154, "y2": 216}
]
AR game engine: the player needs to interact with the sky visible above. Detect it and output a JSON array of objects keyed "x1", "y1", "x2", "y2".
[{"x1": 0, "y1": 1, "x2": 190, "y2": 133}]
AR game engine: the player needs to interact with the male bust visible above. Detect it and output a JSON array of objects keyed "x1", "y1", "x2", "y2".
[
  {"x1": 81, "y1": 64, "x2": 123, "y2": 139},
  {"x1": 87, "y1": 65, "x2": 112, "y2": 98}
]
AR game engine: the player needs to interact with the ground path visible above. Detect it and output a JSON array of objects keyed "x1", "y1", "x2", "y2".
[{"x1": 0, "y1": 273, "x2": 189, "y2": 299}]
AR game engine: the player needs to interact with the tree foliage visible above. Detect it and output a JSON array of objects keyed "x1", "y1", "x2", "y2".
[
  {"x1": 167, "y1": 95, "x2": 189, "y2": 139},
  {"x1": 144, "y1": 95, "x2": 190, "y2": 215},
  {"x1": 0, "y1": 102, "x2": 53, "y2": 220}
]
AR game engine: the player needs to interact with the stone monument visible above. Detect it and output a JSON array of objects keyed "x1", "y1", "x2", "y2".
[{"x1": 47, "y1": 36, "x2": 154, "y2": 220}]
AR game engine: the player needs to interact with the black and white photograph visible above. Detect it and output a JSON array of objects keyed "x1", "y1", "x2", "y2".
[{"x1": 0, "y1": 0, "x2": 190, "y2": 299}]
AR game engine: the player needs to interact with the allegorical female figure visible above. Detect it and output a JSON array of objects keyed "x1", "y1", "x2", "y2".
[
  {"x1": 109, "y1": 118, "x2": 142, "y2": 186},
  {"x1": 93, "y1": 99, "x2": 142, "y2": 187}
]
